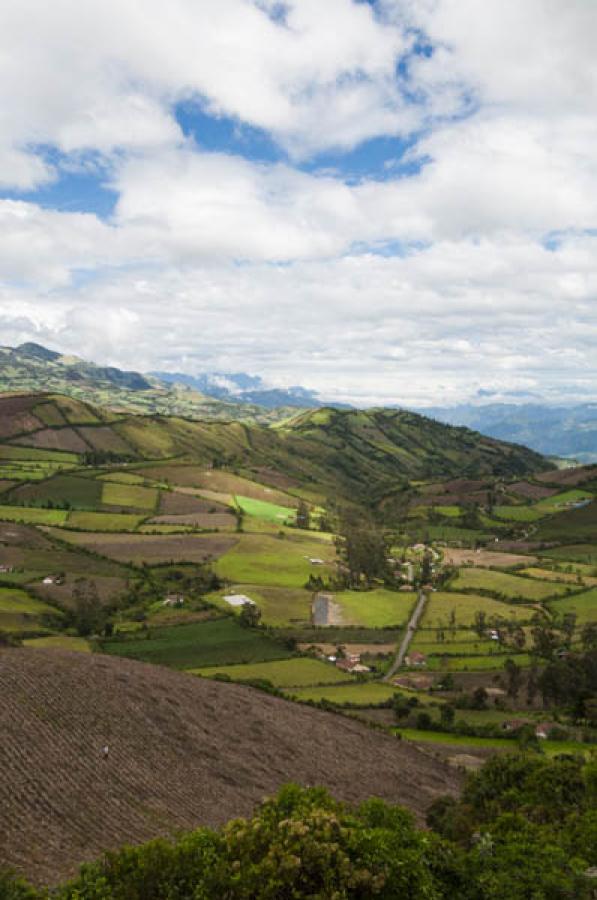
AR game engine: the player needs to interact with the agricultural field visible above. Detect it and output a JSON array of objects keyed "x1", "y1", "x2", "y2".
[
  {"x1": 210, "y1": 584, "x2": 312, "y2": 627},
  {"x1": 236, "y1": 495, "x2": 296, "y2": 524},
  {"x1": 493, "y1": 505, "x2": 543, "y2": 522},
  {"x1": 0, "y1": 506, "x2": 68, "y2": 525},
  {"x1": 23, "y1": 634, "x2": 91, "y2": 652},
  {"x1": 5, "y1": 474, "x2": 102, "y2": 509},
  {"x1": 65, "y1": 511, "x2": 144, "y2": 531},
  {"x1": 102, "y1": 617, "x2": 294, "y2": 669},
  {"x1": 539, "y1": 543, "x2": 597, "y2": 564},
  {"x1": 520, "y1": 566, "x2": 597, "y2": 587},
  {"x1": 421, "y1": 592, "x2": 534, "y2": 628},
  {"x1": 287, "y1": 682, "x2": 399, "y2": 706},
  {"x1": 45, "y1": 529, "x2": 238, "y2": 565},
  {"x1": 101, "y1": 481, "x2": 158, "y2": 510},
  {"x1": 441, "y1": 548, "x2": 536, "y2": 568},
  {"x1": 450, "y1": 568, "x2": 572, "y2": 602},
  {"x1": 534, "y1": 489, "x2": 594, "y2": 512},
  {"x1": 548, "y1": 588, "x2": 597, "y2": 625},
  {"x1": 333, "y1": 588, "x2": 415, "y2": 628},
  {"x1": 192, "y1": 657, "x2": 349, "y2": 687},
  {"x1": 215, "y1": 532, "x2": 335, "y2": 587}
]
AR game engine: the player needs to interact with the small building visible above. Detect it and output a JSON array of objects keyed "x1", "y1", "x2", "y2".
[
  {"x1": 308, "y1": 558, "x2": 324, "y2": 565},
  {"x1": 163, "y1": 593, "x2": 184, "y2": 607},
  {"x1": 0, "y1": 565, "x2": 13, "y2": 574},
  {"x1": 223, "y1": 593, "x2": 255, "y2": 607},
  {"x1": 535, "y1": 722, "x2": 558, "y2": 740},
  {"x1": 501, "y1": 719, "x2": 528, "y2": 733},
  {"x1": 488, "y1": 629, "x2": 500, "y2": 641},
  {"x1": 405, "y1": 651, "x2": 427, "y2": 668},
  {"x1": 42, "y1": 575, "x2": 57, "y2": 585}
]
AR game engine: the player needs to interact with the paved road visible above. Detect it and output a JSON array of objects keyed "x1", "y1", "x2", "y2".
[{"x1": 383, "y1": 590, "x2": 428, "y2": 682}]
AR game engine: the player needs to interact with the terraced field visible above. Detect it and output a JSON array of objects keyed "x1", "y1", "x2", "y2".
[{"x1": 192, "y1": 657, "x2": 350, "y2": 687}]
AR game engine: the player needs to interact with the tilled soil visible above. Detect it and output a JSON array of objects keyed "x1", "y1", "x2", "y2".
[{"x1": 0, "y1": 648, "x2": 462, "y2": 886}]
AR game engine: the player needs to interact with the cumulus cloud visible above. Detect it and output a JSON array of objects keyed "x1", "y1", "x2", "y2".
[{"x1": 1, "y1": 0, "x2": 597, "y2": 404}]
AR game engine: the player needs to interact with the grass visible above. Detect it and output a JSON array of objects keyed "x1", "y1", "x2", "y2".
[
  {"x1": 534, "y1": 489, "x2": 594, "y2": 513},
  {"x1": 421, "y1": 592, "x2": 533, "y2": 628},
  {"x1": 0, "y1": 445, "x2": 78, "y2": 463},
  {"x1": 0, "y1": 586, "x2": 57, "y2": 616},
  {"x1": 23, "y1": 634, "x2": 91, "y2": 652},
  {"x1": 102, "y1": 617, "x2": 294, "y2": 669},
  {"x1": 101, "y1": 481, "x2": 158, "y2": 510},
  {"x1": 235, "y1": 495, "x2": 297, "y2": 524},
  {"x1": 421, "y1": 652, "x2": 531, "y2": 672},
  {"x1": 191, "y1": 657, "x2": 350, "y2": 687},
  {"x1": 65, "y1": 511, "x2": 144, "y2": 531},
  {"x1": 520, "y1": 566, "x2": 597, "y2": 586},
  {"x1": 493, "y1": 505, "x2": 543, "y2": 522},
  {"x1": 6, "y1": 475, "x2": 102, "y2": 509},
  {"x1": 539, "y1": 544, "x2": 597, "y2": 564},
  {"x1": 450, "y1": 568, "x2": 571, "y2": 601},
  {"x1": 215, "y1": 532, "x2": 335, "y2": 588},
  {"x1": 209, "y1": 584, "x2": 313, "y2": 627},
  {"x1": 334, "y1": 589, "x2": 416, "y2": 628},
  {"x1": 287, "y1": 682, "x2": 399, "y2": 706},
  {"x1": 0, "y1": 505, "x2": 68, "y2": 525},
  {"x1": 396, "y1": 728, "x2": 589, "y2": 756},
  {"x1": 548, "y1": 588, "x2": 597, "y2": 625},
  {"x1": 98, "y1": 471, "x2": 146, "y2": 485}
]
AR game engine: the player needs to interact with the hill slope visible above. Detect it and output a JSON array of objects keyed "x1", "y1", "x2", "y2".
[
  {"x1": 0, "y1": 393, "x2": 548, "y2": 503},
  {"x1": 0, "y1": 648, "x2": 461, "y2": 885},
  {"x1": 0, "y1": 343, "x2": 297, "y2": 424}
]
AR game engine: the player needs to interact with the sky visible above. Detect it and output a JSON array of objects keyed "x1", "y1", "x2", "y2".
[{"x1": 1, "y1": 0, "x2": 597, "y2": 407}]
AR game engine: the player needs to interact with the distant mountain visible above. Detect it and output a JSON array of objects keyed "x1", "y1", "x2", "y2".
[
  {"x1": 415, "y1": 402, "x2": 597, "y2": 462},
  {"x1": 0, "y1": 343, "x2": 303, "y2": 424},
  {"x1": 151, "y1": 370, "x2": 344, "y2": 409}
]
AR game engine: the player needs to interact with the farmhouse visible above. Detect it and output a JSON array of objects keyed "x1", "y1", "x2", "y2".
[
  {"x1": 535, "y1": 722, "x2": 558, "y2": 740},
  {"x1": 163, "y1": 594, "x2": 184, "y2": 607},
  {"x1": 223, "y1": 593, "x2": 255, "y2": 607},
  {"x1": 405, "y1": 651, "x2": 427, "y2": 668},
  {"x1": 501, "y1": 719, "x2": 529, "y2": 733},
  {"x1": 0, "y1": 564, "x2": 13, "y2": 574},
  {"x1": 42, "y1": 575, "x2": 62, "y2": 585}
]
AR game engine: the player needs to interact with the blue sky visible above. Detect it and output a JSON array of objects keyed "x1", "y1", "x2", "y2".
[{"x1": 1, "y1": 0, "x2": 597, "y2": 406}]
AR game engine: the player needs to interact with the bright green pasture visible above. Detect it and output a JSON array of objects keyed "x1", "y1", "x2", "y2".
[
  {"x1": 215, "y1": 533, "x2": 335, "y2": 588},
  {"x1": 23, "y1": 634, "x2": 91, "y2": 652},
  {"x1": 0, "y1": 505, "x2": 68, "y2": 525},
  {"x1": 66, "y1": 510, "x2": 144, "y2": 531},
  {"x1": 411, "y1": 629, "x2": 499, "y2": 656},
  {"x1": 287, "y1": 682, "x2": 397, "y2": 706},
  {"x1": 236, "y1": 495, "x2": 297, "y2": 524},
  {"x1": 192, "y1": 657, "x2": 349, "y2": 687},
  {"x1": 102, "y1": 617, "x2": 293, "y2": 669},
  {"x1": 451, "y1": 568, "x2": 571, "y2": 601},
  {"x1": 493, "y1": 505, "x2": 543, "y2": 522},
  {"x1": 435, "y1": 506, "x2": 463, "y2": 518},
  {"x1": 334, "y1": 589, "x2": 415, "y2": 628},
  {"x1": 422, "y1": 592, "x2": 533, "y2": 628},
  {"x1": 534, "y1": 489, "x2": 594, "y2": 513},
  {"x1": 548, "y1": 588, "x2": 597, "y2": 625},
  {"x1": 101, "y1": 481, "x2": 158, "y2": 510}
]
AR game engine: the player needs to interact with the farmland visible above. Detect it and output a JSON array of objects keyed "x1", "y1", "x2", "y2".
[
  {"x1": 421, "y1": 592, "x2": 533, "y2": 628},
  {"x1": 102, "y1": 617, "x2": 295, "y2": 669},
  {"x1": 192, "y1": 656, "x2": 350, "y2": 687},
  {"x1": 450, "y1": 568, "x2": 572, "y2": 601}
]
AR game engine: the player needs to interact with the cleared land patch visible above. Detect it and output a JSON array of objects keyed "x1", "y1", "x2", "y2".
[
  {"x1": 442, "y1": 547, "x2": 537, "y2": 568},
  {"x1": 236, "y1": 495, "x2": 297, "y2": 524},
  {"x1": 215, "y1": 533, "x2": 335, "y2": 588},
  {"x1": 210, "y1": 584, "x2": 312, "y2": 627},
  {"x1": 421, "y1": 592, "x2": 534, "y2": 628},
  {"x1": 334, "y1": 588, "x2": 415, "y2": 628},
  {"x1": 45, "y1": 529, "x2": 237, "y2": 565}
]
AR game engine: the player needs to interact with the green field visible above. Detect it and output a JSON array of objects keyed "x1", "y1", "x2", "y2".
[
  {"x1": 235, "y1": 495, "x2": 297, "y2": 524},
  {"x1": 450, "y1": 568, "x2": 571, "y2": 601},
  {"x1": 101, "y1": 481, "x2": 158, "y2": 510},
  {"x1": 548, "y1": 588, "x2": 597, "y2": 625},
  {"x1": 65, "y1": 511, "x2": 144, "y2": 531},
  {"x1": 421, "y1": 652, "x2": 531, "y2": 671},
  {"x1": 215, "y1": 533, "x2": 335, "y2": 587},
  {"x1": 192, "y1": 656, "x2": 350, "y2": 687},
  {"x1": 396, "y1": 728, "x2": 587, "y2": 756},
  {"x1": 421, "y1": 592, "x2": 533, "y2": 628},
  {"x1": 210, "y1": 584, "x2": 312, "y2": 627},
  {"x1": 334, "y1": 589, "x2": 415, "y2": 628},
  {"x1": 0, "y1": 445, "x2": 78, "y2": 463},
  {"x1": 5, "y1": 474, "x2": 101, "y2": 509},
  {"x1": 23, "y1": 634, "x2": 91, "y2": 652},
  {"x1": 0, "y1": 586, "x2": 56, "y2": 616},
  {"x1": 98, "y1": 471, "x2": 146, "y2": 485},
  {"x1": 0, "y1": 505, "x2": 68, "y2": 525},
  {"x1": 534, "y1": 489, "x2": 594, "y2": 513},
  {"x1": 493, "y1": 505, "x2": 543, "y2": 522},
  {"x1": 287, "y1": 681, "x2": 399, "y2": 706},
  {"x1": 102, "y1": 617, "x2": 294, "y2": 669},
  {"x1": 539, "y1": 544, "x2": 597, "y2": 564}
]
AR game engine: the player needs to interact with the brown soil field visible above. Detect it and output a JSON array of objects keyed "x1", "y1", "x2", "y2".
[
  {"x1": 30, "y1": 575, "x2": 128, "y2": 607},
  {"x1": 45, "y1": 529, "x2": 239, "y2": 564},
  {"x1": 139, "y1": 467, "x2": 296, "y2": 507},
  {"x1": 0, "y1": 411, "x2": 43, "y2": 439},
  {"x1": 245, "y1": 466, "x2": 301, "y2": 491},
  {"x1": 158, "y1": 490, "x2": 229, "y2": 516},
  {"x1": 149, "y1": 512, "x2": 237, "y2": 529},
  {"x1": 12, "y1": 427, "x2": 90, "y2": 453},
  {"x1": 508, "y1": 481, "x2": 558, "y2": 500},
  {"x1": 76, "y1": 426, "x2": 132, "y2": 454},
  {"x1": 442, "y1": 547, "x2": 537, "y2": 568},
  {"x1": 0, "y1": 648, "x2": 462, "y2": 885},
  {"x1": 0, "y1": 479, "x2": 16, "y2": 493},
  {"x1": 0, "y1": 522, "x2": 52, "y2": 548},
  {"x1": 535, "y1": 465, "x2": 597, "y2": 486}
]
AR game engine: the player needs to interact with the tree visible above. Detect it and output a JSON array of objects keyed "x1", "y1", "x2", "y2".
[
  {"x1": 335, "y1": 510, "x2": 390, "y2": 589},
  {"x1": 71, "y1": 579, "x2": 102, "y2": 637},
  {"x1": 504, "y1": 658, "x2": 523, "y2": 700},
  {"x1": 239, "y1": 602, "x2": 261, "y2": 628},
  {"x1": 295, "y1": 500, "x2": 310, "y2": 530},
  {"x1": 473, "y1": 610, "x2": 487, "y2": 639},
  {"x1": 440, "y1": 704, "x2": 455, "y2": 727}
]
